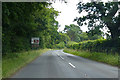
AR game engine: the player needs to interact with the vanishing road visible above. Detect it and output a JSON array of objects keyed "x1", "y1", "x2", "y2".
[{"x1": 12, "y1": 50, "x2": 118, "y2": 78}]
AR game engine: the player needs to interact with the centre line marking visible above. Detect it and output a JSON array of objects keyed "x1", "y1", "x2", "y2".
[
  {"x1": 69, "y1": 63, "x2": 76, "y2": 68},
  {"x1": 59, "y1": 56, "x2": 64, "y2": 60},
  {"x1": 57, "y1": 54, "x2": 64, "y2": 60}
]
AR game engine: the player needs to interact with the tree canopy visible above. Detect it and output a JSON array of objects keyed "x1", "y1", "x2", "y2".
[
  {"x1": 2, "y1": 2, "x2": 67, "y2": 54},
  {"x1": 64, "y1": 24, "x2": 82, "y2": 42},
  {"x1": 74, "y1": 2, "x2": 120, "y2": 39},
  {"x1": 2, "y1": 2, "x2": 120, "y2": 55}
]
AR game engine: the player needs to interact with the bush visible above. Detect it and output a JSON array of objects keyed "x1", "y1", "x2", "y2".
[
  {"x1": 55, "y1": 42, "x2": 65, "y2": 49},
  {"x1": 66, "y1": 41, "x2": 78, "y2": 49},
  {"x1": 66, "y1": 39, "x2": 120, "y2": 54}
]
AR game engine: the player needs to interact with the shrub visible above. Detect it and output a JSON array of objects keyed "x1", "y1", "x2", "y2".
[
  {"x1": 66, "y1": 39, "x2": 120, "y2": 54},
  {"x1": 66, "y1": 41, "x2": 78, "y2": 49},
  {"x1": 55, "y1": 42, "x2": 65, "y2": 49}
]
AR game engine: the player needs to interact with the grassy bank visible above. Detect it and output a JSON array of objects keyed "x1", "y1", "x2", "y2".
[
  {"x1": 0, "y1": 58, "x2": 1, "y2": 80},
  {"x1": 63, "y1": 49, "x2": 119, "y2": 67},
  {"x1": 2, "y1": 49, "x2": 50, "y2": 78}
]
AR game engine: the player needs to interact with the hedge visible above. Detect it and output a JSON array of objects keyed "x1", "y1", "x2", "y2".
[{"x1": 66, "y1": 39, "x2": 120, "y2": 54}]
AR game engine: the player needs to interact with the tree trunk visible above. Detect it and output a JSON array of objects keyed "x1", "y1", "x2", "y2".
[
  {"x1": 104, "y1": 2, "x2": 119, "y2": 39},
  {"x1": 107, "y1": 22, "x2": 119, "y2": 39}
]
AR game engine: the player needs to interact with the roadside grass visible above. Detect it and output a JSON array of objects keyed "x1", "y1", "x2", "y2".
[
  {"x1": 63, "y1": 49, "x2": 119, "y2": 67},
  {"x1": 0, "y1": 58, "x2": 2, "y2": 80},
  {"x1": 2, "y1": 49, "x2": 50, "y2": 78}
]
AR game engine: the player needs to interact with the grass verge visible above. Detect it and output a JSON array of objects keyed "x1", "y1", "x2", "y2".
[
  {"x1": 63, "y1": 49, "x2": 119, "y2": 67},
  {"x1": 0, "y1": 58, "x2": 1, "y2": 80},
  {"x1": 2, "y1": 49, "x2": 50, "y2": 78}
]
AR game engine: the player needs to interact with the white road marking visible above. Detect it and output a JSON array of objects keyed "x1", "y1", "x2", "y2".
[
  {"x1": 56, "y1": 54, "x2": 64, "y2": 60},
  {"x1": 59, "y1": 56, "x2": 64, "y2": 60},
  {"x1": 69, "y1": 62, "x2": 76, "y2": 68},
  {"x1": 56, "y1": 53, "x2": 75, "y2": 69}
]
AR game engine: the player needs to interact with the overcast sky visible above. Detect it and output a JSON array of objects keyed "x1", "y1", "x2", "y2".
[
  {"x1": 51, "y1": 0, "x2": 120, "y2": 32},
  {"x1": 52, "y1": 0, "x2": 88, "y2": 32}
]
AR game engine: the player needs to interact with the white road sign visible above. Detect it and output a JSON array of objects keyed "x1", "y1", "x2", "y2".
[{"x1": 31, "y1": 37, "x2": 39, "y2": 44}]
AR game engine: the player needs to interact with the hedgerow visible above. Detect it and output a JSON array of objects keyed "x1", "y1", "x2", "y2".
[{"x1": 66, "y1": 39, "x2": 120, "y2": 54}]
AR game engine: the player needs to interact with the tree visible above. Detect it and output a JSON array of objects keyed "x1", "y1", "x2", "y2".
[
  {"x1": 33, "y1": 7, "x2": 59, "y2": 48},
  {"x1": 86, "y1": 26, "x2": 103, "y2": 40},
  {"x1": 79, "y1": 32, "x2": 89, "y2": 41},
  {"x1": 75, "y1": 2, "x2": 120, "y2": 39},
  {"x1": 64, "y1": 24, "x2": 82, "y2": 42},
  {"x1": 2, "y1": 3, "x2": 46, "y2": 53},
  {"x1": 2, "y1": 2, "x2": 60, "y2": 53},
  {"x1": 59, "y1": 33, "x2": 70, "y2": 44},
  {"x1": 79, "y1": 31, "x2": 103, "y2": 41}
]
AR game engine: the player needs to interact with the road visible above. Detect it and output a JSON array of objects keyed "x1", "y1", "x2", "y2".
[{"x1": 12, "y1": 50, "x2": 118, "y2": 78}]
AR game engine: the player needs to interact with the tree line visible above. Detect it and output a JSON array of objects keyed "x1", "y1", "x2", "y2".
[
  {"x1": 2, "y1": 2, "x2": 70, "y2": 54},
  {"x1": 66, "y1": 2, "x2": 120, "y2": 54},
  {"x1": 2, "y1": 2, "x2": 120, "y2": 55}
]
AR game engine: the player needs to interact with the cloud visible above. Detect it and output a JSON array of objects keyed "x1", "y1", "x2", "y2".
[{"x1": 52, "y1": 0, "x2": 89, "y2": 32}]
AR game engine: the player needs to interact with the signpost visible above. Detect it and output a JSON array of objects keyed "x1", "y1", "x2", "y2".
[{"x1": 31, "y1": 37, "x2": 39, "y2": 49}]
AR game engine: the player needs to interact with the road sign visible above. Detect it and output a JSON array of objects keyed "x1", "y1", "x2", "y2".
[{"x1": 31, "y1": 37, "x2": 39, "y2": 44}]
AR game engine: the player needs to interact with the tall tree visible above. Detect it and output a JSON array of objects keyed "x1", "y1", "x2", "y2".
[
  {"x1": 74, "y1": 2, "x2": 120, "y2": 39},
  {"x1": 2, "y1": 2, "x2": 60, "y2": 53},
  {"x1": 64, "y1": 24, "x2": 82, "y2": 42}
]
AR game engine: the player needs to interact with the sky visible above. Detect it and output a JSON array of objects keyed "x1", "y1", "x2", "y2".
[
  {"x1": 51, "y1": 0, "x2": 120, "y2": 32},
  {"x1": 51, "y1": 0, "x2": 88, "y2": 32}
]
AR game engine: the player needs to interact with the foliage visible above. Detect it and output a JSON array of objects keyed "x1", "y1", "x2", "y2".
[
  {"x1": 66, "y1": 41, "x2": 79, "y2": 49},
  {"x1": 58, "y1": 33, "x2": 70, "y2": 44},
  {"x1": 52, "y1": 33, "x2": 70, "y2": 49},
  {"x1": 66, "y1": 39, "x2": 120, "y2": 54},
  {"x1": 64, "y1": 24, "x2": 103, "y2": 42},
  {"x1": 55, "y1": 42, "x2": 65, "y2": 49},
  {"x1": 79, "y1": 32, "x2": 103, "y2": 41},
  {"x1": 75, "y1": 2, "x2": 120, "y2": 39},
  {"x1": 2, "y1": 49, "x2": 50, "y2": 78},
  {"x1": 64, "y1": 24, "x2": 82, "y2": 42},
  {"x1": 2, "y1": 2, "x2": 61, "y2": 54},
  {"x1": 79, "y1": 32, "x2": 89, "y2": 41}
]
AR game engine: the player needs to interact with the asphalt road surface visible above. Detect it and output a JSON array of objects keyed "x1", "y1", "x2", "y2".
[{"x1": 12, "y1": 50, "x2": 118, "y2": 78}]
